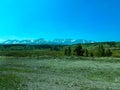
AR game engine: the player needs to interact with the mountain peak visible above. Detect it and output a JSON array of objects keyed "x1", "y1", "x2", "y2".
[{"x1": 1, "y1": 39, "x2": 95, "y2": 45}]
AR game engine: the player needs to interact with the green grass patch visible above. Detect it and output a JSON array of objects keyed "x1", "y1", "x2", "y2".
[{"x1": 0, "y1": 73, "x2": 23, "y2": 90}]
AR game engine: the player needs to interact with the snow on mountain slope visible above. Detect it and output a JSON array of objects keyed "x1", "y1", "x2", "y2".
[{"x1": 1, "y1": 39, "x2": 94, "y2": 45}]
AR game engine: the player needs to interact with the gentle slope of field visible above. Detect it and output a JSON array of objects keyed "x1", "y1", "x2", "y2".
[{"x1": 0, "y1": 57, "x2": 120, "y2": 90}]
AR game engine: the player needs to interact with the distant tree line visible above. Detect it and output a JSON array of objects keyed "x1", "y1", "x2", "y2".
[
  {"x1": 96, "y1": 45, "x2": 112, "y2": 57},
  {"x1": 64, "y1": 44, "x2": 112, "y2": 57},
  {"x1": 0, "y1": 43, "x2": 114, "y2": 58},
  {"x1": 0, "y1": 44, "x2": 65, "y2": 51}
]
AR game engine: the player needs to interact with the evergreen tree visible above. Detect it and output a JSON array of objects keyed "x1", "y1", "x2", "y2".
[
  {"x1": 74, "y1": 45, "x2": 84, "y2": 56},
  {"x1": 84, "y1": 49, "x2": 89, "y2": 57},
  {"x1": 97, "y1": 44, "x2": 105, "y2": 57},
  {"x1": 106, "y1": 49, "x2": 112, "y2": 57},
  {"x1": 64, "y1": 47, "x2": 71, "y2": 56},
  {"x1": 90, "y1": 52, "x2": 94, "y2": 57},
  {"x1": 68, "y1": 47, "x2": 71, "y2": 56},
  {"x1": 100, "y1": 45, "x2": 106, "y2": 56},
  {"x1": 64, "y1": 48, "x2": 68, "y2": 56}
]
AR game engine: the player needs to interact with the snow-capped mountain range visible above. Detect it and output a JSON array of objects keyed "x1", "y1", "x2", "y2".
[{"x1": 0, "y1": 38, "x2": 94, "y2": 45}]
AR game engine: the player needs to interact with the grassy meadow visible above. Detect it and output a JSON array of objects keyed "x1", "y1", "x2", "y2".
[
  {"x1": 0, "y1": 42, "x2": 120, "y2": 90},
  {"x1": 0, "y1": 57, "x2": 120, "y2": 90}
]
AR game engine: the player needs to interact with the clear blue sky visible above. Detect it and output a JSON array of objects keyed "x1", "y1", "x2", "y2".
[{"x1": 0, "y1": 0, "x2": 120, "y2": 42}]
